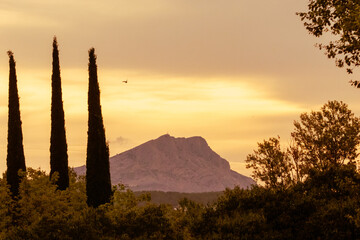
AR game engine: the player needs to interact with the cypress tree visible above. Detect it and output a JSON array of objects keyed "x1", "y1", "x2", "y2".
[
  {"x1": 86, "y1": 48, "x2": 112, "y2": 207},
  {"x1": 50, "y1": 37, "x2": 69, "y2": 190},
  {"x1": 6, "y1": 51, "x2": 26, "y2": 197}
]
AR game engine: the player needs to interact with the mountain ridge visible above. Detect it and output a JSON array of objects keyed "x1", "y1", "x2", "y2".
[{"x1": 74, "y1": 134, "x2": 254, "y2": 192}]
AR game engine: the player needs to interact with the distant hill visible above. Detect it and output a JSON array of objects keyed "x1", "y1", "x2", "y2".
[
  {"x1": 135, "y1": 191, "x2": 223, "y2": 206},
  {"x1": 74, "y1": 134, "x2": 254, "y2": 192}
]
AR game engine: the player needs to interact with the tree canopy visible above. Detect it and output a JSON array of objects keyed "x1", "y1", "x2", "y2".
[
  {"x1": 2, "y1": 99, "x2": 360, "y2": 239},
  {"x1": 246, "y1": 137, "x2": 292, "y2": 189},
  {"x1": 246, "y1": 100, "x2": 360, "y2": 187},
  {"x1": 298, "y1": 1, "x2": 360, "y2": 85},
  {"x1": 292, "y1": 100, "x2": 360, "y2": 171}
]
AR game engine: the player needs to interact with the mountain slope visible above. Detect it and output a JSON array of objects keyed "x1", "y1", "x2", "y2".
[{"x1": 74, "y1": 134, "x2": 254, "y2": 192}]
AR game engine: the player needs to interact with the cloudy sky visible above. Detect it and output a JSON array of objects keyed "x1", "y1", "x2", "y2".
[{"x1": 0, "y1": 0, "x2": 359, "y2": 177}]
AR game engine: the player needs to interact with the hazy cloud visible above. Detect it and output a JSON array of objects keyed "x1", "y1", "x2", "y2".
[
  {"x1": 1, "y1": 0, "x2": 360, "y2": 176},
  {"x1": 111, "y1": 136, "x2": 129, "y2": 146}
]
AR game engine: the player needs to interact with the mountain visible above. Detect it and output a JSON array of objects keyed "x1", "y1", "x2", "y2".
[{"x1": 74, "y1": 134, "x2": 254, "y2": 192}]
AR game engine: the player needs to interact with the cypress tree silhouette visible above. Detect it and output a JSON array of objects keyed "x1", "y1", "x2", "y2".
[
  {"x1": 50, "y1": 37, "x2": 69, "y2": 190},
  {"x1": 86, "y1": 48, "x2": 112, "y2": 207},
  {"x1": 6, "y1": 51, "x2": 26, "y2": 197}
]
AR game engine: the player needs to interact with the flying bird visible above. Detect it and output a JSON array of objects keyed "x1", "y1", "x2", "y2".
[{"x1": 123, "y1": 79, "x2": 128, "y2": 83}]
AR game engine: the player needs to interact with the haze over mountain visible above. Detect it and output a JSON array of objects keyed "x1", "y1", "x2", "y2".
[{"x1": 74, "y1": 134, "x2": 254, "y2": 192}]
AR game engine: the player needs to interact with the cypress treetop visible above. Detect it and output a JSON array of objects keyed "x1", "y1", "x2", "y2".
[
  {"x1": 86, "y1": 48, "x2": 112, "y2": 207},
  {"x1": 50, "y1": 37, "x2": 69, "y2": 190},
  {"x1": 6, "y1": 51, "x2": 26, "y2": 197}
]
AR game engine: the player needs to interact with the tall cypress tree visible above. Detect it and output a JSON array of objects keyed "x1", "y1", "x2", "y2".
[
  {"x1": 50, "y1": 37, "x2": 69, "y2": 190},
  {"x1": 6, "y1": 51, "x2": 26, "y2": 197},
  {"x1": 86, "y1": 48, "x2": 112, "y2": 207}
]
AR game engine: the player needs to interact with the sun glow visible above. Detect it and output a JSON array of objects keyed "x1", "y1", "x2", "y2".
[{"x1": 0, "y1": 67, "x2": 306, "y2": 174}]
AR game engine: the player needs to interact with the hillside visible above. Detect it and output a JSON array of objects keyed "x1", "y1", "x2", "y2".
[{"x1": 74, "y1": 134, "x2": 254, "y2": 192}]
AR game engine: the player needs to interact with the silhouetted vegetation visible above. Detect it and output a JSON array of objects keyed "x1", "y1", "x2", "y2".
[
  {"x1": 6, "y1": 51, "x2": 26, "y2": 197},
  {"x1": 1, "y1": 101, "x2": 360, "y2": 239},
  {"x1": 0, "y1": 169, "x2": 177, "y2": 240},
  {"x1": 298, "y1": 1, "x2": 360, "y2": 86},
  {"x1": 4, "y1": 37, "x2": 360, "y2": 238},
  {"x1": 246, "y1": 100, "x2": 360, "y2": 188},
  {"x1": 50, "y1": 37, "x2": 69, "y2": 190},
  {"x1": 86, "y1": 48, "x2": 112, "y2": 208},
  {"x1": 1, "y1": 164, "x2": 360, "y2": 239},
  {"x1": 135, "y1": 191, "x2": 222, "y2": 206}
]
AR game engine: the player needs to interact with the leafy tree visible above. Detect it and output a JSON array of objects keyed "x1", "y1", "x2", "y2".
[
  {"x1": 291, "y1": 100, "x2": 360, "y2": 173},
  {"x1": 0, "y1": 168, "x2": 178, "y2": 239},
  {"x1": 6, "y1": 51, "x2": 26, "y2": 197},
  {"x1": 298, "y1": 164, "x2": 360, "y2": 239},
  {"x1": 190, "y1": 187, "x2": 269, "y2": 240},
  {"x1": 2, "y1": 169, "x2": 93, "y2": 239},
  {"x1": 175, "y1": 198, "x2": 207, "y2": 238},
  {"x1": 297, "y1": 1, "x2": 360, "y2": 86},
  {"x1": 247, "y1": 100, "x2": 360, "y2": 186},
  {"x1": 246, "y1": 137, "x2": 292, "y2": 188},
  {"x1": 50, "y1": 37, "x2": 69, "y2": 190},
  {"x1": 86, "y1": 48, "x2": 112, "y2": 208},
  {"x1": 193, "y1": 166, "x2": 360, "y2": 240},
  {"x1": 0, "y1": 176, "x2": 14, "y2": 237},
  {"x1": 1, "y1": 166, "x2": 360, "y2": 239}
]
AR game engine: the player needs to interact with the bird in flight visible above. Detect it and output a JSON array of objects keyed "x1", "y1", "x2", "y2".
[{"x1": 123, "y1": 79, "x2": 128, "y2": 83}]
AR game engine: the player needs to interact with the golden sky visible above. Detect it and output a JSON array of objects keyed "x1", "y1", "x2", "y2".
[{"x1": 1, "y1": 0, "x2": 360, "y2": 177}]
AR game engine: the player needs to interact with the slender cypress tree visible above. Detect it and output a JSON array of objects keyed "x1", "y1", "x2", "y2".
[
  {"x1": 50, "y1": 37, "x2": 69, "y2": 190},
  {"x1": 6, "y1": 51, "x2": 26, "y2": 197},
  {"x1": 86, "y1": 48, "x2": 112, "y2": 207}
]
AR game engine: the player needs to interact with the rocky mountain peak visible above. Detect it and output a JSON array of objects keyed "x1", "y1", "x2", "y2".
[{"x1": 74, "y1": 135, "x2": 254, "y2": 192}]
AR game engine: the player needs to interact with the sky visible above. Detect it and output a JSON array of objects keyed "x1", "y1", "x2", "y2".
[{"x1": 1, "y1": 0, "x2": 360, "y2": 177}]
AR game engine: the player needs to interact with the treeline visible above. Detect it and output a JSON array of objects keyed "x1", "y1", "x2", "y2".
[
  {"x1": 4, "y1": 37, "x2": 360, "y2": 239},
  {"x1": 134, "y1": 191, "x2": 222, "y2": 206},
  {"x1": 5, "y1": 37, "x2": 111, "y2": 207},
  {"x1": 1, "y1": 100, "x2": 360, "y2": 239},
  {"x1": 2, "y1": 166, "x2": 360, "y2": 239}
]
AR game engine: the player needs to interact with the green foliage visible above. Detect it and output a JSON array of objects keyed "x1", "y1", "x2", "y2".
[
  {"x1": 50, "y1": 36, "x2": 69, "y2": 190},
  {"x1": 1, "y1": 165, "x2": 360, "y2": 239},
  {"x1": 190, "y1": 187, "x2": 268, "y2": 240},
  {"x1": 226, "y1": 100, "x2": 360, "y2": 238},
  {"x1": 6, "y1": 51, "x2": 26, "y2": 197},
  {"x1": 136, "y1": 191, "x2": 222, "y2": 206},
  {"x1": 188, "y1": 166, "x2": 360, "y2": 239},
  {"x1": 86, "y1": 48, "x2": 112, "y2": 208},
  {"x1": 297, "y1": 0, "x2": 360, "y2": 81},
  {"x1": 0, "y1": 169, "x2": 179, "y2": 240},
  {"x1": 0, "y1": 177, "x2": 14, "y2": 237},
  {"x1": 3, "y1": 97, "x2": 360, "y2": 239}
]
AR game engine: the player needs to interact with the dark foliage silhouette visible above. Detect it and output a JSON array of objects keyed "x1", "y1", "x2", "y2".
[
  {"x1": 298, "y1": 1, "x2": 360, "y2": 86},
  {"x1": 86, "y1": 48, "x2": 112, "y2": 207},
  {"x1": 246, "y1": 100, "x2": 360, "y2": 188},
  {"x1": 50, "y1": 37, "x2": 69, "y2": 190},
  {"x1": 6, "y1": 51, "x2": 26, "y2": 197}
]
